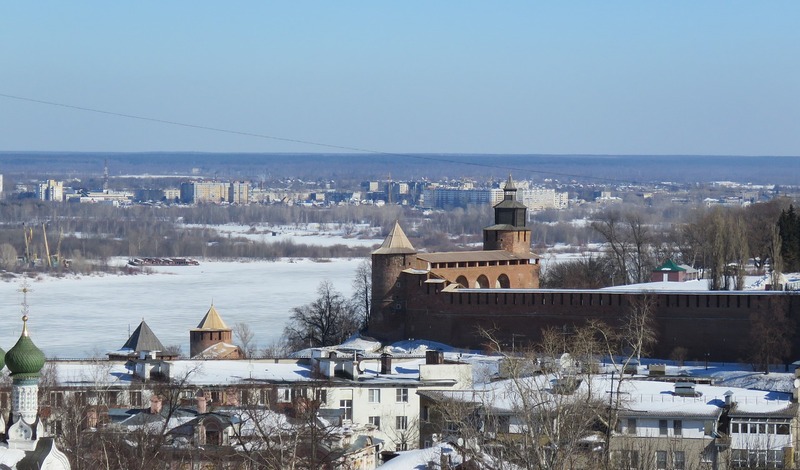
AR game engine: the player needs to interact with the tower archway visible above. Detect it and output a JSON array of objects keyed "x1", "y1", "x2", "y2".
[
  {"x1": 475, "y1": 275, "x2": 490, "y2": 289},
  {"x1": 455, "y1": 275, "x2": 468, "y2": 288}
]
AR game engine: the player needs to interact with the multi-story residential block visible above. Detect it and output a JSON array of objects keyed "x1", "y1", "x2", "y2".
[
  {"x1": 180, "y1": 181, "x2": 228, "y2": 204},
  {"x1": 228, "y1": 181, "x2": 250, "y2": 204},
  {"x1": 38, "y1": 179, "x2": 64, "y2": 202}
]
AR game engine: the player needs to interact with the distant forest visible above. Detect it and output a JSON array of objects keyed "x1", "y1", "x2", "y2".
[{"x1": 3, "y1": 152, "x2": 800, "y2": 186}]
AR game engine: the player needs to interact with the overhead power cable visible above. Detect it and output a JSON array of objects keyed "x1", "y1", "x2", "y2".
[{"x1": 0, "y1": 92, "x2": 638, "y2": 184}]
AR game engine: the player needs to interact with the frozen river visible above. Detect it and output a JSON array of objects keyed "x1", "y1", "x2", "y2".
[{"x1": 0, "y1": 258, "x2": 363, "y2": 358}]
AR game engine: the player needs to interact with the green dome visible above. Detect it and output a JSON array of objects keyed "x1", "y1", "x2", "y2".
[{"x1": 6, "y1": 319, "x2": 45, "y2": 378}]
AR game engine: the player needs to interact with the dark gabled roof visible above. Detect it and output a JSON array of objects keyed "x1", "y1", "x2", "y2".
[{"x1": 122, "y1": 320, "x2": 166, "y2": 352}]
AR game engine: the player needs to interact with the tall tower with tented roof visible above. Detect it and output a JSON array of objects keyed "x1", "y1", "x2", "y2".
[
  {"x1": 482, "y1": 175, "x2": 532, "y2": 255},
  {"x1": 370, "y1": 221, "x2": 417, "y2": 339}
]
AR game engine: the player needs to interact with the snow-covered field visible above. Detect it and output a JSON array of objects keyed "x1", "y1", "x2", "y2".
[
  {"x1": 181, "y1": 223, "x2": 382, "y2": 248},
  {"x1": 0, "y1": 258, "x2": 363, "y2": 359}
]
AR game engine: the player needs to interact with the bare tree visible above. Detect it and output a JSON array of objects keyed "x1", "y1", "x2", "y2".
[
  {"x1": 625, "y1": 212, "x2": 653, "y2": 284},
  {"x1": 435, "y1": 325, "x2": 615, "y2": 470},
  {"x1": 283, "y1": 280, "x2": 361, "y2": 351},
  {"x1": 592, "y1": 210, "x2": 631, "y2": 285},
  {"x1": 749, "y1": 297, "x2": 795, "y2": 374},
  {"x1": 540, "y1": 255, "x2": 615, "y2": 289},
  {"x1": 624, "y1": 293, "x2": 658, "y2": 363},
  {"x1": 233, "y1": 322, "x2": 256, "y2": 358},
  {"x1": 0, "y1": 242, "x2": 18, "y2": 270},
  {"x1": 350, "y1": 259, "x2": 372, "y2": 329}
]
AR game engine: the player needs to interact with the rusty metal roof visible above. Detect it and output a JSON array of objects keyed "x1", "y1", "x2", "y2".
[
  {"x1": 193, "y1": 304, "x2": 230, "y2": 331},
  {"x1": 417, "y1": 250, "x2": 532, "y2": 264},
  {"x1": 372, "y1": 221, "x2": 416, "y2": 255}
]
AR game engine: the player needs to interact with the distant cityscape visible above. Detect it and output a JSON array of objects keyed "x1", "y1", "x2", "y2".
[{"x1": 6, "y1": 171, "x2": 789, "y2": 213}]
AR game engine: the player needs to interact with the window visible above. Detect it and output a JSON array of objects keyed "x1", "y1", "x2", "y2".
[
  {"x1": 673, "y1": 451, "x2": 685, "y2": 470},
  {"x1": 339, "y1": 400, "x2": 353, "y2": 421},
  {"x1": 732, "y1": 449, "x2": 783, "y2": 468},
  {"x1": 627, "y1": 418, "x2": 637, "y2": 434},
  {"x1": 277, "y1": 388, "x2": 290, "y2": 403},
  {"x1": 659, "y1": 420, "x2": 668, "y2": 436},
  {"x1": 673, "y1": 420, "x2": 682, "y2": 436},
  {"x1": 129, "y1": 390, "x2": 143, "y2": 407},
  {"x1": 315, "y1": 389, "x2": 327, "y2": 405},
  {"x1": 421, "y1": 405, "x2": 430, "y2": 422},
  {"x1": 368, "y1": 389, "x2": 381, "y2": 403},
  {"x1": 397, "y1": 442, "x2": 408, "y2": 451},
  {"x1": 618, "y1": 450, "x2": 639, "y2": 469},
  {"x1": 368, "y1": 416, "x2": 381, "y2": 429},
  {"x1": 396, "y1": 416, "x2": 408, "y2": 430},
  {"x1": 731, "y1": 422, "x2": 739, "y2": 433},
  {"x1": 777, "y1": 423, "x2": 791, "y2": 435},
  {"x1": 291, "y1": 387, "x2": 308, "y2": 400},
  {"x1": 50, "y1": 391, "x2": 64, "y2": 407},
  {"x1": 396, "y1": 388, "x2": 409, "y2": 403},
  {"x1": 655, "y1": 451, "x2": 667, "y2": 470}
]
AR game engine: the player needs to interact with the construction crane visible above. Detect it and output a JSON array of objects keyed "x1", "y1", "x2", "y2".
[
  {"x1": 56, "y1": 229, "x2": 63, "y2": 267},
  {"x1": 42, "y1": 223, "x2": 52, "y2": 268}
]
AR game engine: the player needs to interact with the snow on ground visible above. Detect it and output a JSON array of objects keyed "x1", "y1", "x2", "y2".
[
  {"x1": 181, "y1": 223, "x2": 382, "y2": 248},
  {"x1": 0, "y1": 258, "x2": 362, "y2": 359}
]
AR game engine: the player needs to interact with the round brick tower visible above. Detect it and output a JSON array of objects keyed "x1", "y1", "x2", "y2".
[
  {"x1": 189, "y1": 303, "x2": 236, "y2": 358},
  {"x1": 369, "y1": 221, "x2": 417, "y2": 339}
]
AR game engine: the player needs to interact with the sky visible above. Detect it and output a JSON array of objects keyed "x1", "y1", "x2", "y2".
[{"x1": 1, "y1": 2, "x2": 799, "y2": 156}]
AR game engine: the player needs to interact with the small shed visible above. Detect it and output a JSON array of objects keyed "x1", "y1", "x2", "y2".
[{"x1": 651, "y1": 259, "x2": 689, "y2": 282}]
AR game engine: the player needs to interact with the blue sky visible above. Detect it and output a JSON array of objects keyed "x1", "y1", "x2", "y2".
[{"x1": 1, "y1": 2, "x2": 798, "y2": 155}]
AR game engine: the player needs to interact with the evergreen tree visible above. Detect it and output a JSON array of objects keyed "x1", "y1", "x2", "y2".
[{"x1": 778, "y1": 205, "x2": 800, "y2": 271}]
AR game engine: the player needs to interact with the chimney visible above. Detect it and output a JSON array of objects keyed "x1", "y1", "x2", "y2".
[
  {"x1": 380, "y1": 353, "x2": 393, "y2": 375},
  {"x1": 196, "y1": 390, "x2": 207, "y2": 413},
  {"x1": 674, "y1": 381, "x2": 697, "y2": 397},
  {"x1": 426, "y1": 350, "x2": 444, "y2": 365}
]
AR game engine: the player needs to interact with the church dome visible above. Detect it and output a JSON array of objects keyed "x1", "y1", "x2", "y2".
[{"x1": 5, "y1": 316, "x2": 45, "y2": 379}]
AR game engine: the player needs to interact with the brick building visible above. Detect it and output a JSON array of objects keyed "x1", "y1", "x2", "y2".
[{"x1": 368, "y1": 177, "x2": 800, "y2": 363}]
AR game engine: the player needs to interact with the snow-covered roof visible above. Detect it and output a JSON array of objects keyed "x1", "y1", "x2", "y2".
[{"x1": 424, "y1": 373, "x2": 795, "y2": 419}]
